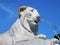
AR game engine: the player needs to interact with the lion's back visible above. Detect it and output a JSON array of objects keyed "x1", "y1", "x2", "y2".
[{"x1": 0, "y1": 32, "x2": 12, "y2": 45}]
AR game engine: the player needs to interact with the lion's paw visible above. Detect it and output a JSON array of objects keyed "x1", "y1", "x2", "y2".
[
  {"x1": 36, "y1": 34, "x2": 46, "y2": 39},
  {"x1": 51, "y1": 38, "x2": 59, "y2": 43}
]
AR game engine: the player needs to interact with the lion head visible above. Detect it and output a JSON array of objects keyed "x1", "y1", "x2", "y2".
[{"x1": 18, "y1": 6, "x2": 40, "y2": 35}]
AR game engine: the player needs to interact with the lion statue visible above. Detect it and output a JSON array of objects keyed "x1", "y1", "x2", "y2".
[
  {"x1": 0, "y1": 6, "x2": 59, "y2": 45},
  {"x1": 0, "y1": 6, "x2": 40, "y2": 45}
]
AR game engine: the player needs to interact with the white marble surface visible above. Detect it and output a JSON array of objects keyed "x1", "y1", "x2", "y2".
[
  {"x1": 0, "y1": 6, "x2": 59, "y2": 45},
  {"x1": 15, "y1": 37, "x2": 59, "y2": 45}
]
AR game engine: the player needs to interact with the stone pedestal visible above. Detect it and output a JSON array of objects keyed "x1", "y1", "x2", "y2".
[{"x1": 15, "y1": 38, "x2": 59, "y2": 45}]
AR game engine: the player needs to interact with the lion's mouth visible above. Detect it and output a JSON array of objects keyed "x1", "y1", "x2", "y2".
[{"x1": 34, "y1": 20, "x2": 38, "y2": 23}]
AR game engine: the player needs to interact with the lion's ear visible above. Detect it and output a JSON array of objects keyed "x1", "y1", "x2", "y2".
[
  {"x1": 19, "y1": 6, "x2": 27, "y2": 18},
  {"x1": 19, "y1": 6, "x2": 27, "y2": 12}
]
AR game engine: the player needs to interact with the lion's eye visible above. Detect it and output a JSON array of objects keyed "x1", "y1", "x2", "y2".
[
  {"x1": 29, "y1": 14, "x2": 31, "y2": 16},
  {"x1": 30, "y1": 9, "x2": 34, "y2": 12},
  {"x1": 26, "y1": 14, "x2": 31, "y2": 18}
]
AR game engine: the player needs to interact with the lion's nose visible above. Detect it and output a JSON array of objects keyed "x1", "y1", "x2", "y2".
[{"x1": 36, "y1": 16, "x2": 40, "y2": 22}]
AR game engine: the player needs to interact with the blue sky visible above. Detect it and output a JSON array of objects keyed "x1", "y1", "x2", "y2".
[{"x1": 0, "y1": 0, "x2": 60, "y2": 39}]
